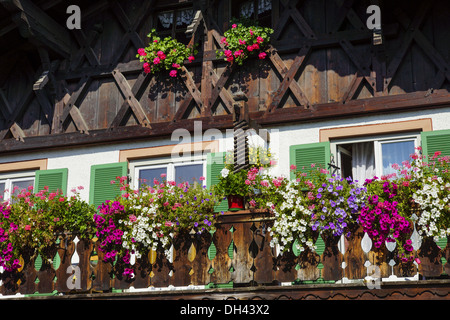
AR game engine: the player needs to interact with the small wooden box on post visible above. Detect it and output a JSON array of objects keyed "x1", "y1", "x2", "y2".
[{"x1": 232, "y1": 90, "x2": 250, "y2": 173}]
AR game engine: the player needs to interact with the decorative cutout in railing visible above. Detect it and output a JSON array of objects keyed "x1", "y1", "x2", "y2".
[{"x1": 0, "y1": 211, "x2": 448, "y2": 297}]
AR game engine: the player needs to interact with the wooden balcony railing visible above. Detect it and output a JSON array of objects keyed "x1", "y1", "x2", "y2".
[{"x1": 0, "y1": 210, "x2": 448, "y2": 297}]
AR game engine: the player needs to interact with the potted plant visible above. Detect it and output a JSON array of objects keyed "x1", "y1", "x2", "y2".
[{"x1": 215, "y1": 166, "x2": 249, "y2": 211}]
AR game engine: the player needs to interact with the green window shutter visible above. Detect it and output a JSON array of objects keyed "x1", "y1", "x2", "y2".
[
  {"x1": 206, "y1": 152, "x2": 229, "y2": 212},
  {"x1": 89, "y1": 162, "x2": 127, "y2": 210},
  {"x1": 35, "y1": 168, "x2": 68, "y2": 195},
  {"x1": 289, "y1": 141, "x2": 331, "y2": 180},
  {"x1": 421, "y1": 129, "x2": 450, "y2": 158}
]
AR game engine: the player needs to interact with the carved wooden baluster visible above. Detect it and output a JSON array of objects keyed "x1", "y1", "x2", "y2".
[
  {"x1": 314, "y1": 234, "x2": 326, "y2": 282},
  {"x1": 435, "y1": 236, "x2": 449, "y2": 277},
  {"x1": 337, "y1": 234, "x2": 348, "y2": 283},
  {"x1": 292, "y1": 238, "x2": 302, "y2": 282},
  {"x1": 361, "y1": 232, "x2": 373, "y2": 280},
  {"x1": 248, "y1": 223, "x2": 259, "y2": 285},
  {"x1": 148, "y1": 248, "x2": 157, "y2": 285},
  {"x1": 187, "y1": 229, "x2": 197, "y2": 285},
  {"x1": 206, "y1": 228, "x2": 217, "y2": 282},
  {"x1": 410, "y1": 214, "x2": 422, "y2": 280},
  {"x1": 385, "y1": 240, "x2": 397, "y2": 281},
  {"x1": 228, "y1": 226, "x2": 236, "y2": 276},
  {"x1": 66, "y1": 236, "x2": 81, "y2": 291}
]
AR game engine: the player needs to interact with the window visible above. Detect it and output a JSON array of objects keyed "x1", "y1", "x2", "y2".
[
  {"x1": 0, "y1": 170, "x2": 35, "y2": 202},
  {"x1": 331, "y1": 133, "x2": 420, "y2": 183},
  {"x1": 155, "y1": 5, "x2": 195, "y2": 44},
  {"x1": 232, "y1": 0, "x2": 272, "y2": 27},
  {"x1": 131, "y1": 155, "x2": 206, "y2": 189}
]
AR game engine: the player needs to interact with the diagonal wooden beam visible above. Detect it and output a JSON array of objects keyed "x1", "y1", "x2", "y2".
[
  {"x1": 109, "y1": 0, "x2": 153, "y2": 67},
  {"x1": 339, "y1": 39, "x2": 376, "y2": 101},
  {"x1": 111, "y1": 69, "x2": 151, "y2": 128},
  {"x1": 273, "y1": 0, "x2": 315, "y2": 40},
  {"x1": 71, "y1": 28, "x2": 102, "y2": 70},
  {"x1": 1, "y1": 0, "x2": 72, "y2": 57},
  {"x1": 206, "y1": 64, "x2": 235, "y2": 117},
  {"x1": 383, "y1": 1, "x2": 432, "y2": 93},
  {"x1": 394, "y1": 7, "x2": 450, "y2": 90},
  {"x1": 265, "y1": 45, "x2": 311, "y2": 114},
  {"x1": 60, "y1": 76, "x2": 91, "y2": 134}
]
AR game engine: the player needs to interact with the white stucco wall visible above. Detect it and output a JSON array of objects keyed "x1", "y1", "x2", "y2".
[{"x1": 1, "y1": 107, "x2": 450, "y2": 202}]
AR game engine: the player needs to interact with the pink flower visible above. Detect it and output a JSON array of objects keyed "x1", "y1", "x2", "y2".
[
  {"x1": 232, "y1": 24, "x2": 237, "y2": 28},
  {"x1": 153, "y1": 39, "x2": 158, "y2": 43},
  {"x1": 161, "y1": 173, "x2": 167, "y2": 178},
  {"x1": 172, "y1": 63, "x2": 180, "y2": 68},
  {"x1": 234, "y1": 50, "x2": 243, "y2": 57},
  {"x1": 137, "y1": 48, "x2": 146, "y2": 56},
  {"x1": 25, "y1": 225, "x2": 31, "y2": 231},
  {"x1": 157, "y1": 50, "x2": 164, "y2": 57},
  {"x1": 221, "y1": 37, "x2": 228, "y2": 44},
  {"x1": 256, "y1": 36, "x2": 264, "y2": 43},
  {"x1": 165, "y1": 221, "x2": 173, "y2": 227},
  {"x1": 258, "y1": 52, "x2": 267, "y2": 60},
  {"x1": 290, "y1": 164, "x2": 297, "y2": 171},
  {"x1": 238, "y1": 39, "x2": 246, "y2": 45},
  {"x1": 249, "y1": 199, "x2": 256, "y2": 207},
  {"x1": 163, "y1": 202, "x2": 169, "y2": 206},
  {"x1": 169, "y1": 70, "x2": 178, "y2": 77},
  {"x1": 224, "y1": 49, "x2": 233, "y2": 57},
  {"x1": 153, "y1": 57, "x2": 161, "y2": 64},
  {"x1": 144, "y1": 66, "x2": 151, "y2": 74},
  {"x1": 129, "y1": 215, "x2": 137, "y2": 222},
  {"x1": 226, "y1": 56, "x2": 234, "y2": 62},
  {"x1": 252, "y1": 43, "x2": 259, "y2": 50},
  {"x1": 188, "y1": 55, "x2": 195, "y2": 62},
  {"x1": 245, "y1": 179, "x2": 251, "y2": 185},
  {"x1": 249, "y1": 29, "x2": 254, "y2": 36},
  {"x1": 199, "y1": 176, "x2": 206, "y2": 181},
  {"x1": 59, "y1": 197, "x2": 65, "y2": 202},
  {"x1": 247, "y1": 45, "x2": 254, "y2": 52}
]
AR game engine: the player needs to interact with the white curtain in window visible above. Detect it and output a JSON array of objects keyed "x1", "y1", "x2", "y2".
[
  {"x1": 258, "y1": 0, "x2": 272, "y2": 14},
  {"x1": 177, "y1": 9, "x2": 194, "y2": 26},
  {"x1": 158, "y1": 12, "x2": 174, "y2": 28},
  {"x1": 352, "y1": 142, "x2": 376, "y2": 184}
]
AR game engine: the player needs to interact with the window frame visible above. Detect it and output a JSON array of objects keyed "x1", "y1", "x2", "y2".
[
  {"x1": 0, "y1": 170, "x2": 35, "y2": 202},
  {"x1": 331, "y1": 132, "x2": 421, "y2": 179},
  {"x1": 131, "y1": 154, "x2": 207, "y2": 189},
  {"x1": 154, "y1": 4, "x2": 195, "y2": 44}
]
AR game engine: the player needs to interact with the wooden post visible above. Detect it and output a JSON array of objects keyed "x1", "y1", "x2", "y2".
[{"x1": 232, "y1": 90, "x2": 249, "y2": 173}]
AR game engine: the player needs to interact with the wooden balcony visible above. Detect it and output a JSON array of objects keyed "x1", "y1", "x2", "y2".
[{"x1": 0, "y1": 210, "x2": 449, "y2": 300}]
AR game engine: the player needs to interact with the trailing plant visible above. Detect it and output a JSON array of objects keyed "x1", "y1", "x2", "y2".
[
  {"x1": 256, "y1": 165, "x2": 366, "y2": 254},
  {"x1": 217, "y1": 18, "x2": 273, "y2": 65},
  {"x1": 93, "y1": 175, "x2": 222, "y2": 279},
  {"x1": 137, "y1": 29, "x2": 197, "y2": 77},
  {"x1": 0, "y1": 186, "x2": 96, "y2": 273}
]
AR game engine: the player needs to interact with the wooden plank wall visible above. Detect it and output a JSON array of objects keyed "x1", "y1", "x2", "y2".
[
  {"x1": 0, "y1": 0, "x2": 449, "y2": 144},
  {"x1": 0, "y1": 212, "x2": 448, "y2": 296}
]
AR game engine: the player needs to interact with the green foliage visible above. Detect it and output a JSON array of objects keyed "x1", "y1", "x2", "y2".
[
  {"x1": 0, "y1": 186, "x2": 95, "y2": 272},
  {"x1": 137, "y1": 29, "x2": 197, "y2": 77},
  {"x1": 217, "y1": 19, "x2": 273, "y2": 65}
]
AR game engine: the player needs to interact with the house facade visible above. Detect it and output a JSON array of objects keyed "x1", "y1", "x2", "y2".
[{"x1": 0, "y1": 0, "x2": 449, "y2": 299}]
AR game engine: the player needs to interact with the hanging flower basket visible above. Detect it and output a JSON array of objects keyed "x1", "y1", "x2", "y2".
[
  {"x1": 137, "y1": 29, "x2": 197, "y2": 77},
  {"x1": 217, "y1": 19, "x2": 273, "y2": 65}
]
